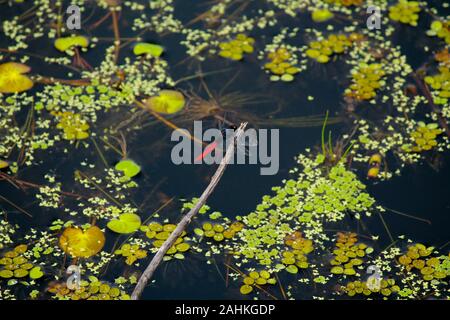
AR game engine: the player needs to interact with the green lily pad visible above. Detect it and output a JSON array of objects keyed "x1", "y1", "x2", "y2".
[
  {"x1": 331, "y1": 266, "x2": 344, "y2": 274},
  {"x1": 55, "y1": 36, "x2": 89, "y2": 52},
  {"x1": 286, "y1": 265, "x2": 299, "y2": 274},
  {"x1": 143, "y1": 90, "x2": 185, "y2": 114},
  {"x1": 29, "y1": 266, "x2": 44, "y2": 279},
  {"x1": 0, "y1": 270, "x2": 13, "y2": 278},
  {"x1": 312, "y1": 9, "x2": 334, "y2": 22},
  {"x1": 107, "y1": 213, "x2": 142, "y2": 234},
  {"x1": 133, "y1": 42, "x2": 164, "y2": 57},
  {"x1": 240, "y1": 284, "x2": 253, "y2": 295},
  {"x1": 115, "y1": 159, "x2": 141, "y2": 178}
]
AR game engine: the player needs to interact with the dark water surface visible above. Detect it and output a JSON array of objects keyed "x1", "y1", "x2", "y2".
[{"x1": 0, "y1": 0, "x2": 449, "y2": 300}]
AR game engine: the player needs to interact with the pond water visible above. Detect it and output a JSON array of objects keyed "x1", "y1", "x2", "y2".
[{"x1": 0, "y1": 0, "x2": 449, "y2": 300}]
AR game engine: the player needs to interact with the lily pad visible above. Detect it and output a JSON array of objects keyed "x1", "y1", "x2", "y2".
[
  {"x1": 133, "y1": 42, "x2": 164, "y2": 57},
  {"x1": 143, "y1": 90, "x2": 185, "y2": 114},
  {"x1": 54, "y1": 35, "x2": 89, "y2": 52},
  {"x1": 59, "y1": 226, "x2": 105, "y2": 258},
  {"x1": 331, "y1": 266, "x2": 344, "y2": 274},
  {"x1": 0, "y1": 62, "x2": 34, "y2": 93},
  {"x1": 240, "y1": 284, "x2": 253, "y2": 295},
  {"x1": 107, "y1": 213, "x2": 141, "y2": 234},
  {"x1": 115, "y1": 159, "x2": 141, "y2": 178},
  {"x1": 0, "y1": 270, "x2": 13, "y2": 278},
  {"x1": 29, "y1": 266, "x2": 44, "y2": 279},
  {"x1": 312, "y1": 9, "x2": 334, "y2": 22},
  {"x1": 0, "y1": 160, "x2": 8, "y2": 169},
  {"x1": 286, "y1": 265, "x2": 299, "y2": 274}
]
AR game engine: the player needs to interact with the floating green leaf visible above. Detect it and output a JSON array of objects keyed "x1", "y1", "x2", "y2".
[
  {"x1": 240, "y1": 284, "x2": 253, "y2": 295},
  {"x1": 107, "y1": 213, "x2": 142, "y2": 234},
  {"x1": 133, "y1": 42, "x2": 164, "y2": 57},
  {"x1": 29, "y1": 266, "x2": 44, "y2": 279},
  {"x1": 286, "y1": 265, "x2": 299, "y2": 274},
  {"x1": 115, "y1": 159, "x2": 141, "y2": 178},
  {"x1": 312, "y1": 9, "x2": 334, "y2": 22},
  {"x1": 143, "y1": 90, "x2": 186, "y2": 114},
  {"x1": 54, "y1": 35, "x2": 89, "y2": 52}
]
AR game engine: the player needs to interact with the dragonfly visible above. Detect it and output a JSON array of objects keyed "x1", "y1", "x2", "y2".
[{"x1": 195, "y1": 116, "x2": 257, "y2": 162}]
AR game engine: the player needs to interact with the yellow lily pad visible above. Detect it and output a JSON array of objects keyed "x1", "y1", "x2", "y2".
[
  {"x1": 143, "y1": 90, "x2": 185, "y2": 114},
  {"x1": 54, "y1": 35, "x2": 89, "y2": 52},
  {"x1": 0, "y1": 62, "x2": 34, "y2": 94},
  {"x1": 0, "y1": 270, "x2": 13, "y2": 278},
  {"x1": 312, "y1": 9, "x2": 334, "y2": 22},
  {"x1": 107, "y1": 213, "x2": 141, "y2": 234},
  {"x1": 240, "y1": 284, "x2": 253, "y2": 295},
  {"x1": 59, "y1": 226, "x2": 105, "y2": 258},
  {"x1": 0, "y1": 160, "x2": 9, "y2": 169}
]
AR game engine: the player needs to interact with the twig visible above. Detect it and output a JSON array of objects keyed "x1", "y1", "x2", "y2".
[
  {"x1": 75, "y1": 170, "x2": 123, "y2": 207},
  {"x1": 111, "y1": 10, "x2": 121, "y2": 63},
  {"x1": 382, "y1": 206, "x2": 432, "y2": 225},
  {"x1": 377, "y1": 211, "x2": 395, "y2": 244},
  {"x1": 0, "y1": 172, "x2": 85, "y2": 199},
  {"x1": 131, "y1": 123, "x2": 247, "y2": 300},
  {"x1": 275, "y1": 273, "x2": 287, "y2": 300},
  {"x1": 224, "y1": 263, "x2": 278, "y2": 300},
  {"x1": 0, "y1": 195, "x2": 33, "y2": 218}
]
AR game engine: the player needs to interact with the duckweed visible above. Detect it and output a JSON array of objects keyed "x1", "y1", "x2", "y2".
[
  {"x1": 398, "y1": 243, "x2": 448, "y2": 281},
  {"x1": 218, "y1": 34, "x2": 255, "y2": 61},
  {"x1": 142, "y1": 222, "x2": 191, "y2": 257},
  {"x1": 427, "y1": 20, "x2": 450, "y2": 45},
  {"x1": 330, "y1": 233, "x2": 370, "y2": 276},
  {"x1": 53, "y1": 112, "x2": 90, "y2": 141},
  {"x1": 48, "y1": 277, "x2": 130, "y2": 300},
  {"x1": 201, "y1": 222, "x2": 240, "y2": 241},
  {"x1": 305, "y1": 34, "x2": 362, "y2": 64},
  {"x1": 405, "y1": 122, "x2": 442, "y2": 152},
  {"x1": 240, "y1": 270, "x2": 276, "y2": 295},
  {"x1": 345, "y1": 63, "x2": 386, "y2": 101},
  {"x1": 389, "y1": 1, "x2": 421, "y2": 26},
  {"x1": 0, "y1": 245, "x2": 39, "y2": 280},
  {"x1": 424, "y1": 67, "x2": 450, "y2": 105},
  {"x1": 344, "y1": 279, "x2": 400, "y2": 297},
  {"x1": 114, "y1": 244, "x2": 147, "y2": 265},
  {"x1": 264, "y1": 48, "x2": 300, "y2": 82}
]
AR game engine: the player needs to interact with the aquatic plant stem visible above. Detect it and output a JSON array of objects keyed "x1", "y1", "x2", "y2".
[
  {"x1": 383, "y1": 206, "x2": 431, "y2": 224},
  {"x1": 321, "y1": 110, "x2": 329, "y2": 157},
  {"x1": 275, "y1": 273, "x2": 287, "y2": 300},
  {"x1": 0, "y1": 195, "x2": 33, "y2": 218},
  {"x1": 0, "y1": 172, "x2": 85, "y2": 199},
  {"x1": 377, "y1": 211, "x2": 395, "y2": 243},
  {"x1": 111, "y1": 10, "x2": 121, "y2": 63},
  {"x1": 135, "y1": 100, "x2": 206, "y2": 146},
  {"x1": 34, "y1": 77, "x2": 91, "y2": 86},
  {"x1": 131, "y1": 123, "x2": 247, "y2": 300}
]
